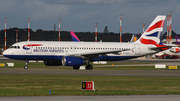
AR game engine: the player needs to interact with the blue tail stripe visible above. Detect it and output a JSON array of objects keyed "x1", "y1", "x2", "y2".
[{"x1": 146, "y1": 32, "x2": 158, "y2": 37}]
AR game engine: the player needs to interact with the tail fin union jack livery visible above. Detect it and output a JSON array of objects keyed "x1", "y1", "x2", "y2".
[{"x1": 135, "y1": 16, "x2": 167, "y2": 51}]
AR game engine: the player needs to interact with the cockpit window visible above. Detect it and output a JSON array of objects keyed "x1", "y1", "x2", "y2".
[
  {"x1": 10, "y1": 46, "x2": 14, "y2": 48},
  {"x1": 9, "y1": 46, "x2": 20, "y2": 49}
]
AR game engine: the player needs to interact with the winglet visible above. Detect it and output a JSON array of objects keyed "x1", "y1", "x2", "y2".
[{"x1": 70, "y1": 31, "x2": 80, "y2": 42}]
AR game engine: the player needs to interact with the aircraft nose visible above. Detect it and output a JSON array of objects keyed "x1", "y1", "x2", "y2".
[{"x1": 3, "y1": 50, "x2": 13, "y2": 56}]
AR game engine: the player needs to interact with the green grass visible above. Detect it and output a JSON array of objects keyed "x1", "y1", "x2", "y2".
[
  {"x1": 0, "y1": 74, "x2": 180, "y2": 96},
  {"x1": 0, "y1": 61, "x2": 179, "y2": 96}
]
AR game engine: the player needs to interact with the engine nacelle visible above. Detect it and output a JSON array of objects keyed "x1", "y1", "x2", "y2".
[
  {"x1": 44, "y1": 60, "x2": 62, "y2": 66},
  {"x1": 170, "y1": 47, "x2": 180, "y2": 53},
  {"x1": 62, "y1": 56, "x2": 89, "y2": 66}
]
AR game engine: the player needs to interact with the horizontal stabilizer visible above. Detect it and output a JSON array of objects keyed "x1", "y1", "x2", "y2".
[{"x1": 149, "y1": 46, "x2": 172, "y2": 51}]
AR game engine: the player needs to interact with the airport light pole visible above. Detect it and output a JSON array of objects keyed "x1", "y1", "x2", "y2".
[
  {"x1": 168, "y1": 12, "x2": 173, "y2": 43},
  {"x1": 142, "y1": 23, "x2": 145, "y2": 33},
  {"x1": 28, "y1": 18, "x2": 30, "y2": 41},
  {"x1": 16, "y1": 30, "x2": 18, "y2": 43},
  {"x1": 167, "y1": 15, "x2": 169, "y2": 44},
  {"x1": 5, "y1": 18, "x2": 7, "y2": 50},
  {"x1": 59, "y1": 19, "x2": 61, "y2": 41},
  {"x1": 119, "y1": 14, "x2": 122, "y2": 42},
  {"x1": 95, "y1": 23, "x2": 98, "y2": 42}
]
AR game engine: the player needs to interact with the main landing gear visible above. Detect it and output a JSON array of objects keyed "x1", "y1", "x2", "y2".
[
  {"x1": 73, "y1": 64, "x2": 93, "y2": 70},
  {"x1": 24, "y1": 60, "x2": 29, "y2": 69},
  {"x1": 86, "y1": 64, "x2": 93, "y2": 70}
]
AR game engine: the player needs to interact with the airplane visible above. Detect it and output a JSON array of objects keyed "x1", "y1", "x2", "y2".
[
  {"x1": 3, "y1": 15, "x2": 168, "y2": 70},
  {"x1": 167, "y1": 36, "x2": 180, "y2": 54},
  {"x1": 175, "y1": 36, "x2": 180, "y2": 45},
  {"x1": 155, "y1": 36, "x2": 180, "y2": 58},
  {"x1": 70, "y1": 31, "x2": 80, "y2": 42},
  {"x1": 130, "y1": 34, "x2": 138, "y2": 43}
]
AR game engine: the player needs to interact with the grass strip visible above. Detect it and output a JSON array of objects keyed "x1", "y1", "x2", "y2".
[{"x1": 0, "y1": 74, "x2": 180, "y2": 96}]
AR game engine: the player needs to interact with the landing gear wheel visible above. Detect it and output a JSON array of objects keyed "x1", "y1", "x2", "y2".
[
  {"x1": 24, "y1": 60, "x2": 29, "y2": 69},
  {"x1": 73, "y1": 66, "x2": 80, "y2": 70},
  {"x1": 24, "y1": 65, "x2": 28, "y2": 69},
  {"x1": 86, "y1": 64, "x2": 93, "y2": 70}
]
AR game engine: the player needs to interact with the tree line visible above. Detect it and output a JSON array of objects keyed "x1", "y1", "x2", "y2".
[{"x1": 0, "y1": 27, "x2": 178, "y2": 48}]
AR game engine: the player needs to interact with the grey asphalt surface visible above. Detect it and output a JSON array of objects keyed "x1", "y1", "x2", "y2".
[
  {"x1": 0, "y1": 69, "x2": 180, "y2": 77},
  {"x1": 0, "y1": 56, "x2": 180, "y2": 77},
  {"x1": 1, "y1": 95, "x2": 180, "y2": 101}
]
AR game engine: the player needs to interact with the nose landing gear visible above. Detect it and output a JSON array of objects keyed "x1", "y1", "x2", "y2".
[{"x1": 24, "y1": 60, "x2": 29, "y2": 69}]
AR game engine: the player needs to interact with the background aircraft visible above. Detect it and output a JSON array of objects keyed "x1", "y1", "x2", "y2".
[
  {"x1": 70, "y1": 31, "x2": 80, "y2": 42},
  {"x1": 155, "y1": 35, "x2": 180, "y2": 59},
  {"x1": 130, "y1": 34, "x2": 138, "y2": 43}
]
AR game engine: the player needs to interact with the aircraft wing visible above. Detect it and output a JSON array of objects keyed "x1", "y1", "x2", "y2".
[{"x1": 64, "y1": 48, "x2": 133, "y2": 58}]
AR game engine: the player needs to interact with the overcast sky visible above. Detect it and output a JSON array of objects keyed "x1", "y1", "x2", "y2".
[{"x1": 0, "y1": 0, "x2": 180, "y2": 34}]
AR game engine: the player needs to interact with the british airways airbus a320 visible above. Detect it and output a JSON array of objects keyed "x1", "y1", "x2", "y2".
[{"x1": 3, "y1": 15, "x2": 168, "y2": 70}]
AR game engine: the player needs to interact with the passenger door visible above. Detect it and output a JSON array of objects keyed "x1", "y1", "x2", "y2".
[
  {"x1": 135, "y1": 44, "x2": 140, "y2": 55},
  {"x1": 26, "y1": 42, "x2": 32, "y2": 54}
]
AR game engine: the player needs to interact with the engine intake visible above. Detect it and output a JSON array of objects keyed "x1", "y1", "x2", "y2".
[{"x1": 170, "y1": 47, "x2": 180, "y2": 53}]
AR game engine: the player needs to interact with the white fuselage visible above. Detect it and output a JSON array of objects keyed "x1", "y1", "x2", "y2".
[{"x1": 3, "y1": 41, "x2": 157, "y2": 61}]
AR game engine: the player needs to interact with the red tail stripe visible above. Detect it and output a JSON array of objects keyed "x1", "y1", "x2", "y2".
[
  {"x1": 145, "y1": 20, "x2": 164, "y2": 32},
  {"x1": 139, "y1": 38, "x2": 158, "y2": 45}
]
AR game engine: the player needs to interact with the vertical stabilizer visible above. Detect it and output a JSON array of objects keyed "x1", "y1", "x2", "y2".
[
  {"x1": 135, "y1": 16, "x2": 166, "y2": 46},
  {"x1": 175, "y1": 36, "x2": 180, "y2": 45},
  {"x1": 70, "y1": 31, "x2": 80, "y2": 42}
]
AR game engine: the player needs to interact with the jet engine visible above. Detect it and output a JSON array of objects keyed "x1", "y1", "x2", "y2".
[
  {"x1": 170, "y1": 47, "x2": 180, "y2": 53},
  {"x1": 62, "y1": 56, "x2": 89, "y2": 66}
]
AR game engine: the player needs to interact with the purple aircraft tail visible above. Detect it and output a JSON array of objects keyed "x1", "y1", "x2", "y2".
[
  {"x1": 175, "y1": 36, "x2": 180, "y2": 45},
  {"x1": 70, "y1": 31, "x2": 80, "y2": 42}
]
